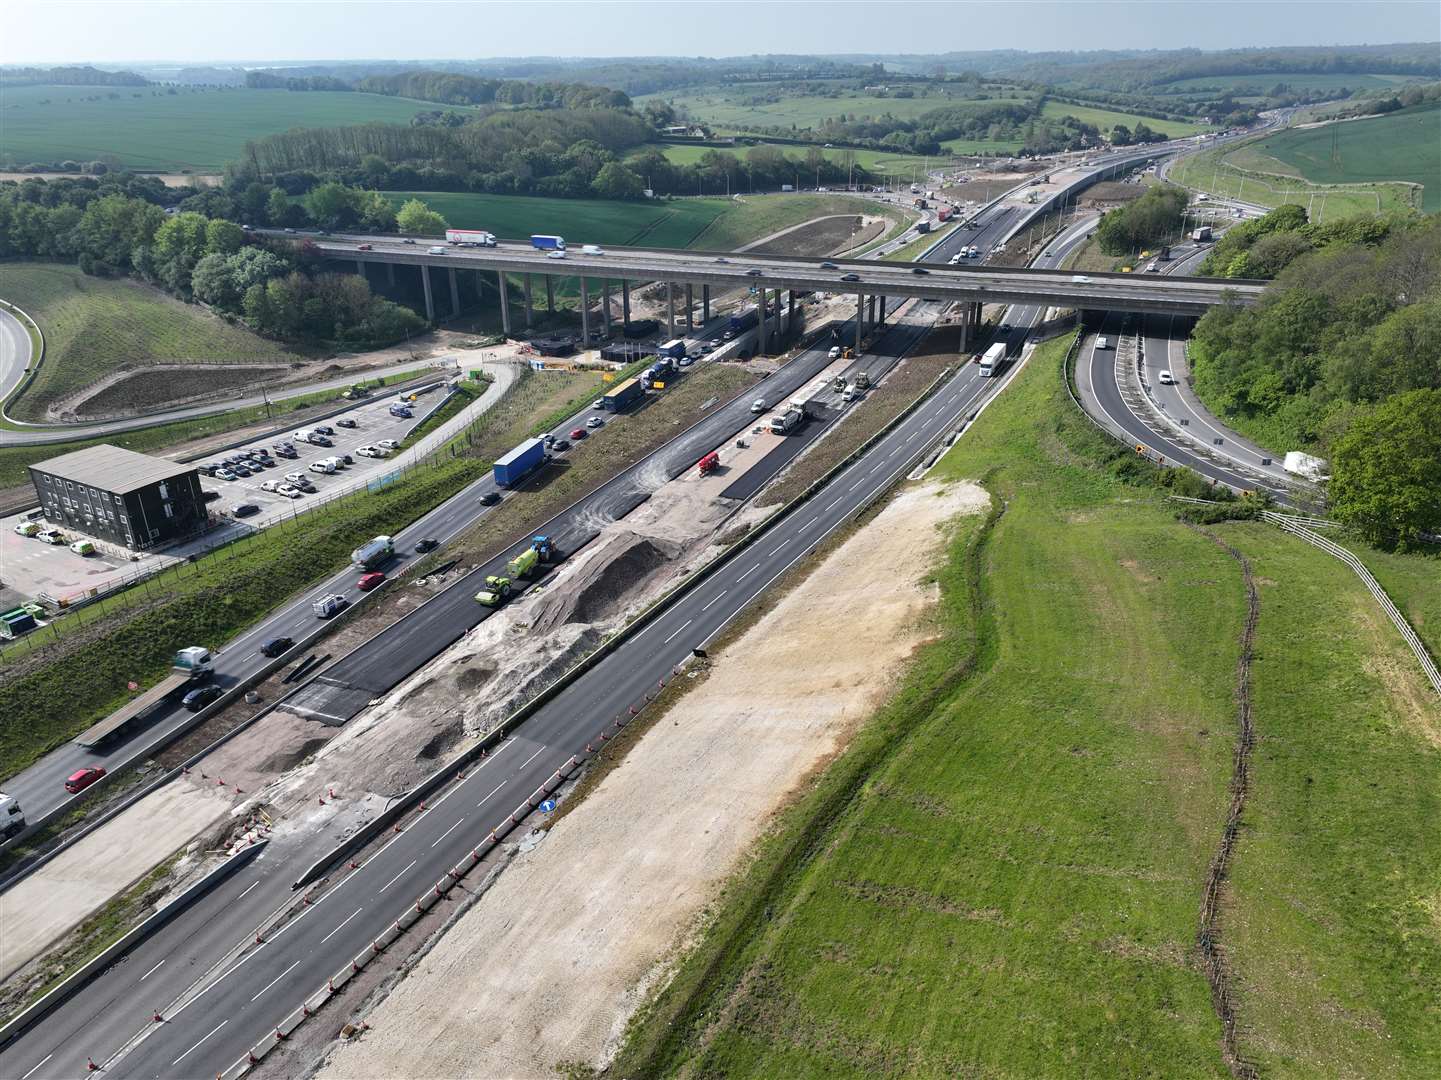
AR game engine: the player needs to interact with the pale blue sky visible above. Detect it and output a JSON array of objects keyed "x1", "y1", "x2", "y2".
[{"x1": 4, "y1": 1, "x2": 1437, "y2": 66}]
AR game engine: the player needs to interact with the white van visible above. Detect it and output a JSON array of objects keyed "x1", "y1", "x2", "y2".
[
  {"x1": 318, "y1": 456, "x2": 344, "y2": 471},
  {"x1": 309, "y1": 460, "x2": 336, "y2": 475},
  {"x1": 827, "y1": 346, "x2": 842, "y2": 359},
  {"x1": 1096, "y1": 336, "x2": 1110, "y2": 350},
  {"x1": 581, "y1": 244, "x2": 605, "y2": 256},
  {"x1": 1158, "y1": 370, "x2": 1176, "y2": 385},
  {"x1": 313, "y1": 594, "x2": 348, "y2": 619},
  {"x1": 750, "y1": 398, "x2": 768, "y2": 413}
]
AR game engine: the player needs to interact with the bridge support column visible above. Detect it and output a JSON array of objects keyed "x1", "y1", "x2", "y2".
[
  {"x1": 685, "y1": 283, "x2": 694, "y2": 333},
  {"x1": 877, "y1": 295, "x2": 885, "y2": 325},
  {"x1": 524, "y1": 274, "x2": 534, "y2": 329},
  {"x1": 386, "y1": 263, "x2": 395, "y2": 287},
  {"x1": 971, "y1": 301, "x2": 982, "y2": 350},
  {"x1": 868, "y1": 295, "x2": 877, "y2": 327},
  {"x1": 855, "y1": 292, "x2": 864, "y2": 352},
  {"x1": 666, "y1": 281, "x2": 675, "y2": 339},
  {"x1": 355, "y1": 260, "x2": 366, "y2": 278},
  {"x1": 602, "y1": 280, "x2": 611, "y2": 336},
  {"x1": 580, "y1": 277, "x2": 590, "y2": 346},
  {"x1": 545, "y1": 276, "x2": 555, "y2": 313},
  {"x1": 787, "y1": 290, "x2": 795, "y2": 333},
  {"x1": 420, "y1": 265, "x2": 435, "y2": 322},
  {"x1": 756, "y1": 287, "x2": 768, "y2": 355},
  {"x1": 621, "y1": 280, "x2": 631, "y2": 329},
  {"x1": 702, "y1": 284, "x2": 710, "y2": 323},
  {"x1": 448, "y1": 268, "x2": 461, "y2": 318},
  {"x1": 498, "y1": 271, "x2": 511, "y2": 336}
]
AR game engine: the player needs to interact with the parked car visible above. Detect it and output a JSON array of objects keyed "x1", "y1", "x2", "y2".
[
  {"x1": 479, "y1": 491, "x2": 501, "y2": 506},
  {"x1": 233, "y1": 503, "x2": 261, "y2": 518},
  {"x1": 260, "y1": 636, "x2": 294, "y2": 658},
  {"x1": 277, "y1": 484, "x2": 303, "y2": 499},
  {"x1": 215, "y1": 469, "x2": 238, "y2": 482},
  {"x1": 64, "y1": 766, "x2": 106, "y2": 794},
  {"x1": 357, "y1": 571, "x2": 386, "y2": 591},
  {"x1": 336, "y1": 417, "x2": 358, "y2": 428},
  {"x1": 340, "y1": 453, "x2": 354, "y2": 466},
  {"x1": 414, "y1": 538, "x2": 439, "y2": 553},
  {"x1": 198, "y1": 464, "x2": 219, "y2": 476},
  {"x1": 232, "y1": 464, "x2": 252, "y2": 477},
  {"x1": 36, "y1": 529, "x2": 67, "y2": 545},
  {"x1": 202, "y1": 490, "x2": 221, "y2": 503},
  {"x1": 14, "y1": 521, "x2": 40, "y2": 537},
  {"x1": 376, "y1": 438, "x2": 400, "y2": 450},
  {"x1": 313, "y1": 425, "x2": 334, "y2": 436},
  {"x1": 182, "y1": 685, "x2": 224, "y2": 712}
]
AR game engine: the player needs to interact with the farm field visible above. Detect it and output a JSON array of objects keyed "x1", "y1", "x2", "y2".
[
  {"x1": 648, "y1": 140, "x2": 1019, "y2": 178},
  {"x1": 1, "y1": 264, "x2": 302, "y2": 423},
  {"x1": 0, "y1": 84, "x2": 433, "y2": 172},
  {"x1": 614, "y1": 335, "x2": 1441, "y2": 1077},
  {"x1": 1156, "y1": 72, "x2": 1421, "y2": 95},
  {"x1": 1040, "y1": 99, "x2": 1213, "y2": 137},
  {"x1": 1237, "y1": 102, "x2": 1440, "y2": 211},
  {"x1": 638, "y1": 85, "x2": 1032, "y2": 130}
]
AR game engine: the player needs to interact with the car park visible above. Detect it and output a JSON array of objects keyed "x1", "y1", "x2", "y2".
[
  {"x1": 182, "y1": 685, "x2": 224, "y2": 712},
  {"x1": 64, "y1": 766, "x2": 106, "y2": 794},
  {"x1": 260, "y1": 636, "x2": 294, "y2": 658}
]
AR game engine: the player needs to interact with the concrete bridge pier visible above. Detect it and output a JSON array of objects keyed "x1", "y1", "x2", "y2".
[
  {"x1": 498, "y1": 270, "x2": 511, "y2": 335},
  {"x1": 545, "y1": 275, "x2": 555, "y2": 313},
  {"x1": 580, "y1": 277, "x2": 590, "y2": 345},
  {"x1": 355, "y1": 260, "x2": 366, "y2": 279},
  {"x1": 420, "y1": 265, "x2": 435, "y2": 322},
  {"x1": 386, "y1": 263, "x2": 395, "y2": 287},
  {"x1": 702, "y1": 284, "x2": 710, "y2": 323},
  {"x1": 685, "y1": 283, "x2": 694, "y2": 333},
  {"x1": 756, "y1": 286, "x2": 768, "y2": 355},
  {"x1": 855, "y1": 292, "x2": 865, "y2": 352},
  {"x1": 524, "y1": 274, "x2": 534, "y2": 329},
  {"x1": 666, "y1": 282, "x2": 675, "y2": 339},
  {"x1": 877, "y1": 295, "x2": 886, "y2": 325},
  {"x1": 602, "y1": 280, "x2": 611, "y2": 336},
  {"x1": 449, "y1": 268, "x2": 461, "y2": 318}
]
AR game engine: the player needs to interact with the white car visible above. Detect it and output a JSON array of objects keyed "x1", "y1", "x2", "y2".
[
  {"x1": 356, "y1": 444, "x2": 388, "y2": 458},
  {"x1": 581, "y1": 244, "x2": 604, "y2": 256},
  {"x1": 1158, "y1": 370, "x2": 1176, "y2": 385},
  {"x1": 427, "y1": 245, "x2": 446, "y2": 255},
  {"x1": 36, "y1": 528, "x2": 66, "y2": 545},
  {"x1": 1072, "y1": 275, "x2": 1092, "y2": 283},
  {"x1": 260, "y1": 479, "x2": 282, "y2": 493},
  {"x1": 546, "y1": 250, "x2": 566, "y2": 260},
  {"x1": 215, "y1": 468, "x2": 238, "y2": 481},
  {"x1": 309, "y1": 460, "x2": 336, "y2": 475},
  {"x1": 376, "y1": 438, "x2": 400, "y2": 450},
  {"x1": 277, "y1": 483, "x2": 303, "y2": 498},
  {"x1": 284, "y1": 471, "x2": 307, "y2": 485}
]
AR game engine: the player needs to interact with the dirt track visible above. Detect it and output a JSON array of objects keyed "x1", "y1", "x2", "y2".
[{"x1": 316, "y1": 477, "x2": 990, "y2": 1079}]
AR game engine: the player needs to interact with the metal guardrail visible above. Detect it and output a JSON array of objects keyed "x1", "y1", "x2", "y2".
[
  {"x1": 0, "y1": 298, "x2": 46, "y2": 423},
  {"x1": 1262, "y1": 512, "x2": 1441, "y2": 698}
]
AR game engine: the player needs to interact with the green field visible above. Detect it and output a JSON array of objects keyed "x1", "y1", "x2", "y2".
[
  {"x1": 1235, "y1": 103, "x2": 1440, "y2": 211},
  {"x1": 1, "y1": 263, "x2": 301, "y2": 423},
  {"x1": 0, "y1": 85, "x2": 433, "y2": 172},
  {"x1": 647, "y1": 140, "x2": 1017, "y2": 178},
  {"x1": 1159, "y1": 72, "x2": 1420, "y2": 95},
  {"x1": 1040, "y1": 99, "x2": 1213, "y2": 137},
  {"x1": 616, "y1": 336, "x2": 1441, "y2": 1077},
  {"x1": 381, "y1": 190, "x2": 902, "y2": 252},
  {"x1": 639, "y1": 85, "x2": 1032, "y2": 131}
]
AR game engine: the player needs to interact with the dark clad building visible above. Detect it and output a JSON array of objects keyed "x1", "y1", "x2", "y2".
[{"x1": 29, "y1": 444, "x2": 207, "y2": 551}]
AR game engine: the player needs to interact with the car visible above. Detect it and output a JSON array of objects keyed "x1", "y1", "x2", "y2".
[
  {"x1": 587, "y1": 415, "x2": 605, "y2": 428},
  {"x1": 551, "y1": 438, "x2": 570, "y2": 452},
  {"x1": 570, "y1": 427, "x2": 587, "y2": 440},
  {"x1": 284, "y1": 227, "x2": 297, "y2": 234},
  {"x1": 1158, "y1": 370, "x2": 1176, "y2": 385},
  {"x1": 479, "y1": 491, "x2": 501, "y2": 506},
  {"x1": 428, "y1": 246, "x2": 447, "y2": 255},
  {"x1": 202, "y1": 490, "x2": 221, "y2": 502},
  {"x1": 232, "y1": 464, "x2": 252, "y2": 477},
  {"x1": 679, "y1": 356, "x2": 695, "y2": 367},
  {"x1": 714, "y1": 257, "x2": 729, "y2": 264},
  {"x1": 273, "y1": 446, "x2": 297, "y2": 459},
  {"x1": 260, "y1": 479, "x2": 283, "y2": 493},
  {"x1": 198, "y1": 463, "x2": 218, "y2": 476},
  {"x1": 357, "y1": 243, "x2": 372, "y2": 251},
  {"x1": 182, "y1": 685, "x2": 224, "y2": 712},
  {"x1": 277, "y1": 483, "x2": 302, "y2": 498},
  {"x1": 840, "y1": 273, "x2": 861, "y2": 282},
  {"x1": 215, "y1": 468, "x2": 238, "y2": 482},
  {"x1": 999, "y1": 323, "x2": 1013, "y2": 333},
  {"x1": 284, "y1": 471, "x2": 307, "y2": 485},
  {"x1": 751, "y1": 397, "x2": 768, "y2": 413},
  {"x1": 581, "y1": 244, "x2": 605, "y2": 255},
  {"x1": 745, "y1": 268, "x2": 763, "y2": 276},
  {"x1": 233, "y1": 503, "x2": 261, "y2": 518},
  {"x1": 545, "y1": 250, "x2": 566, "y2": 259},
  {"x1": 414, "y1": 538, "x2": 440, "y2": 553},
  {"x1": 336, "y1": 417, "x2": 358, "y2": 428},
  {"x1": 1044, "y1": 250, "x2": 1054, "y2": 257},
  {"x1": 402, "y1": 237, "x2": 417, "y2": 245},
  {"x1": 241, "y1": 224, "x2": 252, "y2": 232},
  {"x1": 308, "y1": 435, "x2": 333, "y2": 447},
  {"x1": 294, "y1": 478, "x2": 317, "y2": 493},
  {"x1": 340, "y1": 453, "x2": 354, "y2": 466},
  {"x1": 64, "y1": 766, "x2": 106, "y2": 794},
  {"x1": 820, "y1": 262, "x2": 839, "y2": 270},
  {"x1": 376, "y1": 438, "x2": 399, "y2": 450},
  {"x1": 1071, "y1": 275, "x2": 1092, "y2": 283},
  {"x1": 357, "y1": 571, "x2": 386, "y2": 591},
  {"x1": 722, "y1": 330, "x2": 736, "y2": 341},
  {"x1": 260, "y1": 636, "x2": 294, "y2": 658},
  {"x1": 911, "y1": 267, "x2": 929, "y2": 274},
  {"x1": 706, "y1": 338, "x2": 722, "y2": 349},
  {"x1": 314, "y1": 425, "x2": 334, "y2": 435},
  {"x1": 13, "y1": 521, "x2": 41, "y2": 538}
]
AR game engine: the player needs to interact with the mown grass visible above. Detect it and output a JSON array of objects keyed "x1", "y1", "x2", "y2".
[
  {"x1": 636, "y1": 85, "x2": 1030, "y2": 131},
  {"x1": 2, "y1": 263, "x2": 302, "y2": 422},
  {"x1": 1040, "y1": 99, "x2": 1214, "y2": 137},
  {"x1": 0, "y1": 84, "x2": 431, "y2": 172},
  {"x1": 614, "y1": 335, "x2": 1441, "y2": 1077}
]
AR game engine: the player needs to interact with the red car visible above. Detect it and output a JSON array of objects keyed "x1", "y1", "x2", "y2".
[
  {"x1": 357, "y1": 571, "x2": 386, "y2": 591},
  {"x1": 65, "y1": 766, "x2": 106, "y2": 794},
  {"x1": 357, "y1": 243, "x2": 373, "y2": 251},
  {"x1": 569, "y1": 427, "x2": 587, "y2": 440}
]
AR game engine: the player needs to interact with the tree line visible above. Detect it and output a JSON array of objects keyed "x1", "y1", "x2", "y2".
[
  {"x1": 243, "y1": 68, "x2": 631, "y2": 111},
  {"x1": 1095, "y1": 184, "x2": 1189, "y2": 255}
]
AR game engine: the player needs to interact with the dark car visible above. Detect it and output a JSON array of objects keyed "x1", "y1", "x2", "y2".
[
  {"x1": 233, "y1": 503, "x2": 261, "y2": 517},
  {"x1": 402, "y1": 237, "x2": 417, "y2": 245},
  {"x1": 260, "y1": 636, "x2": 294, "y2": 658},
  {"x1": 415, "y1": 538, "x2": 440, "y2": 553},
  {"x1": 820, "y1": 261, "x2": 839, "y2": 270},
  {"x1": 337, "y1": 418, "x2": 358, "y2": 428},
  {"x1": 745, "y1": 268, "x2": 763, "y2": 276},
  {"x1": 232, "y1": 464, "x2": 252, "y2": 477},
  {"x1": 479, "y1": 491, "x2": 501, "y2": 506},
  {"x1": 284, "y1": 227, "x2": 297, "y2": 234},
  {"x1": 911, "y1": 267, "x2": 930, "y2": 275},
  {"x1": 182, "y1": 685, "x2": 224, "y2": 712},
  {"x1": 714, "y1": 257, "x2": 729, "y2": 264},
  {"x1": 341, "y1": 453, "x2": 354, "y2": 465},
  {"x1": 314, "y1": 425, "x2": 335, "y2": 436},
  {"x1": 1000, "y1": 323, "x2": 1013, "y2": 333},
  {"x1": 202, "y1": 490, "x2": 221, "y2": 503},
  {"x1": 840, "y1": 273, "x2": 861, "y2": 282}
]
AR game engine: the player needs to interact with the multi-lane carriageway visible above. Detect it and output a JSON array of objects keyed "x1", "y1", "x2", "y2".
[{"x1": 0, "y1": 190, "x2": 1042, "y2": 1080}]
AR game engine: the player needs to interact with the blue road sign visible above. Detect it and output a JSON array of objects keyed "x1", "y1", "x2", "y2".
[{"x1": 539, "y1": 798, "x2": 557, "y2": 813}]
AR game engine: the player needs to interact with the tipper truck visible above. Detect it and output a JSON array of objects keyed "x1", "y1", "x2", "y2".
[
  {"x1": 73, "y1": 646, "x2": 215, "y2": 748},
  {"x1": 351, "y1": 535, "x2": 395, "y2": 570},
  {"x1": 493, "y1": 438, "x2": 547, "y2": 488},
  {"x1": 769, "y1": 408, "x2": 802, "y2": 435},
  {"x1": 0, "y1": 791, "x2": 25, "y2": 841}
]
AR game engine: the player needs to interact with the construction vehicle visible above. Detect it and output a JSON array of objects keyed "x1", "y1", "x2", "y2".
[
  {"x1": 698, "y1": 451, "x2": 720, "y2": 476},
  {"x1": 475, "y1": 575, "x2": 513, "y2": 607},
  {"x1": 73, "y1": 646, "x2": 215, "y2": 748},
  {"x1": 854, "y1": 371, "x2": 870, "y2": 390},
  {"x1": 842, "y1": 347, "x2": 855, "y2": 359},
  {"x1": 769, "y1": 408, "x2": 802, "y2": 435},
  {"x1": 0, "y1": 791, "x2": 26, "y2": 841},
  {"x1": 507, "y1": 535, "x2": 556, "y2": 579},
  {"x1": 832, "y1": 375, "x2": 848, "y2": 393}
]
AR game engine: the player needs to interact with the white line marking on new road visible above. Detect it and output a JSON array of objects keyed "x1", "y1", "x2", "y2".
[
  {"x1": 21, "y1": 1055, "x2": 53, "y2": 1079},
  {"x1": 378, "y1": 859, "x2": 417, "y2": 894},
  {"x1": 770, "y1": 539, "x2": 791, "y2": 555},
  {"x1": 518, "y1": 747, "x2": 545, "y2": 771},
  {"x1": 664, "y1": 619, "x2": 693, "y2": 644},
  {"x1": 241, "y1": 652, "x2": 256, "y2": 663},
  {"x1": 237, "y1": 880, "x2": 260, "y2": 902},
  {"x1": 139, "y1": 959, "x2": 166, "y2": 982},
  {"x1": 172, "y1": 1021, "x2": 228, "y2": 1066},
  {"x1": 250, "y1": 960, "x2": 301, "y2": 1002},
  {"x1": 430, "y1": 818, "x2": 463, "y2": 848},
  {"x1": 803, "y1": 516, "x2": 819, "y2": 529},
  {"x1": 320, "y1": 908, "x2": 363, "y2": 944},
  {"x1": 701, "y1": 590, "x2": 727, "y2": 612},
  {"x1": 737, "y1": 564, "x2": 759, "y2": 581},
  {"x1": 827, "y1": 497, "x2": 844, "y2": 511},
  {"x1": 477, "y1": 781, "x2": 505, "y2": 808}
]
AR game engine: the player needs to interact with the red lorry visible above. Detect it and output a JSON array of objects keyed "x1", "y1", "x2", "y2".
[{"x1": 698, "y1": 451, "x2": 720, "y2": 476}]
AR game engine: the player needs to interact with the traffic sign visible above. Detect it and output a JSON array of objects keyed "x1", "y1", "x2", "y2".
[{"x1": 539, "y1": 798, "x2": 557, "y2": 813}]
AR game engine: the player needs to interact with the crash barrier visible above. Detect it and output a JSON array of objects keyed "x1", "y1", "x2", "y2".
[
  {"x1": 1263, "y1": 512, "x2": 1441, "y2": 698},
  {"x1": 0, "y1": 299, "x2": 46, "y2": 424},
  {"x1": 402, "y1": 383, "x2": 460, "y2": 440},
  {"x1": 0, "y1": 841, "x2": 268, "y2": 1051}
]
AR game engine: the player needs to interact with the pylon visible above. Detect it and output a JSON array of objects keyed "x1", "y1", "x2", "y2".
[
  {"x1": 419, "y1": 800, "x2": 428, "y2": 811},
  {"x1": 87, "y1": 1060, "x2": 99, "y2": 1072},
  {"x1": 153, "y1": 1011, "x2": 165, "y2": 1023},
  {"x1": 328, "y1": 978, "x2": 336, "y2": 992},
  {"x1": 303, "y1": 1003, "x2": 312, "y2": 1017},
  {"x1": 216, "y1": 778, "x2": 226, "y2": 786},
  {"x1": 234, "y1": 785, "x2": 243, "y2": 795},
  {"x1": 352, "y1": 960, "x2": 360, "y2": 973},
  {"x1": 349, "y1": 860, "x2": 360, "y2": 870},
  {"x1": 274, "y1": 1028, "x2": 287, "y2": 1041},
  {"x1": 629, "y1": 706, "x2": 638, "y2": 715},
  {"x1": 249, "y1": 1051, "x2": 260, "y2": 1064},
  {"x1": 393, "y1": 823, "x2": 403, "y2": 833},
  {"x1": 371, "y1": 941, "x2": 382, "y2": 954},
  {"x1": 318, "y1": 796, "x2": 326, "y2": 806},
  {"x1": 328, "y1": 787, "x2": 335, "y2": 799},
  {"x1": 302, "y1": 893, "x2": 312, "y2": 906}
]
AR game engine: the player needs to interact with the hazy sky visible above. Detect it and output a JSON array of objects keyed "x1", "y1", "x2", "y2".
[{"x1": 4, "y1": 1, "x2": 1437, "y2": 66}]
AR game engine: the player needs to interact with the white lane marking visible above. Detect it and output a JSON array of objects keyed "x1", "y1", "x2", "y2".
[
  {"x1": 237, "y1": 880, "x2": 260, "y2": 902},
  {"x1": 139, "y1": 958, "x2": 166, "y2": 982},
  {"x1": 320, "y1": 907, "x2": 363, "y2": 944},
  {"x1": 701, "y1": 590, "x2": 728, "y2": 612},
  {"x1": 518, "y1": 746, "x2": 546, "y2": 771},
  {"x1": 430, "y1": 818, "x2": 463, "y2": 848},
  {"x1": 172, "y1": 1020, "x2": 228, "y2": 1066},
  {"x1": 250, "y1": 959, "x2": 301, "y2": 1002},
  {"x1": 851, "y1": 480, "x2": 865, "y2": 491},
  {"x1": 21, "y1": 1054, "x2": 53, "y2": 1079},
  {"x1": 663, "y1": 619, "x2": 693, "y2": 644},
  {"x1": 241, "y1": 652, "x2": 256, "y2": 663},
  {"x1": 826, "y1": 497, "x2": 844, "y2": 511},
  {"x1": 477, "y1": 781, "x2": 505, "y2": 808},
  {"x1": 770, "y1": 539, "x2": 791, "y2": 555},
  {"x1": 802, "y1": 516, "x2": 819, "y2": 529},
  {"x1": 737, "y1": 564, "x2": 760, "y2": 581},
  {"x1": 378, "y1": 859, "x2": 417, "y2": 894}
]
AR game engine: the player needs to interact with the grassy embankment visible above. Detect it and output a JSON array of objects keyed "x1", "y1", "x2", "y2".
[
  {"x1": 613, "y1": 335, "x2": 1441, "y2": 1077},
  {"x1": 2, "y1": 263, "x2": 303, "y2": 423},
  {"x1": 0, "y1": 84, "x2": 432, "y2": 173},
  {"x1": 1039, "y1": 99, "x2": 1214, "y2": 138}
]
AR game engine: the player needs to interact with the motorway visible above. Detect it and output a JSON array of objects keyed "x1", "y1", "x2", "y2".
[
  {"x1": 0, "y1": 308, "x2": 32, "y2": 409},
  {"x1": 0, "y1": 170, "x2": 1037, "y2": 1080}
]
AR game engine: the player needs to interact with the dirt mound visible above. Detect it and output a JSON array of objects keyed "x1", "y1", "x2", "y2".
[
  {"x1": 529, "y1": 531, "x2": 681, "y2": 635},
  {"x1": 62, "y1": 363, "x2": 292, "y2": 418},
  {"x1": 256, "y1": 737, "x2": 329, "y2": 775}
]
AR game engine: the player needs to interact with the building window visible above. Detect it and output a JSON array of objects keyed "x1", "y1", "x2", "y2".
[{"x1": 163, "y1": 503, "x2": 174, "y2": 519}]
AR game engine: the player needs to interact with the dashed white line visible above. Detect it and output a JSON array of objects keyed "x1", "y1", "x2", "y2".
[
  {"x1": 663, "y1": 619, "x2": 693, "y2": 644},
  {"x1": 477, "y1": 781, "x2": 505, "y2": 808},
  {"x1": 826, "y1": 497, "x2": 844, "y2": 511},
  {"x1": 250, "y1": 960, "x2": 301, "y2": 1002},
  {"x1": 701, "y1": 590, "x2": 727, "y2": 612},
  {"x1": 518, "y1": 746, "x2": 546, "y2": 771},
  {"x1": 320, "y1": 907, "x2": 363, "y2": 944},
  {"x1": 430, "y1": 818, "x2": 463, "y2": 848},
  {"x1": 20, "y1": 1054, "x2": 53, "y2": 1079},
  {"x1": 236, "y1": 880, "x2": 260, "y2": 902},
  {"x1": 770, "y1": 539, "x2": 791, "y2": 555},
  {"x1": 241, "y1": 652, "x2": 256, "y2": 663},
  {"x1": 802, "y1": 516, "x2": 819, "y2": 529},
  {"x1": 172, "y1": 1020, "x2": 228, "y2": 1066},
  {"x1": 737, "y1": 564, "x2": 760, "y2": 581},
  {"x1": 139, "y1": 958, "x2": 166, "y2": 982},
  {"x1": 378, "y1": 859, "x2": 417, "y2": 894}
]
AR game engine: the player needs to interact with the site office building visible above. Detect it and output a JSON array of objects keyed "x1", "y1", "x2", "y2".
[{"x1": 29, "y1": 443, "x2": 207, "y2": 551}]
